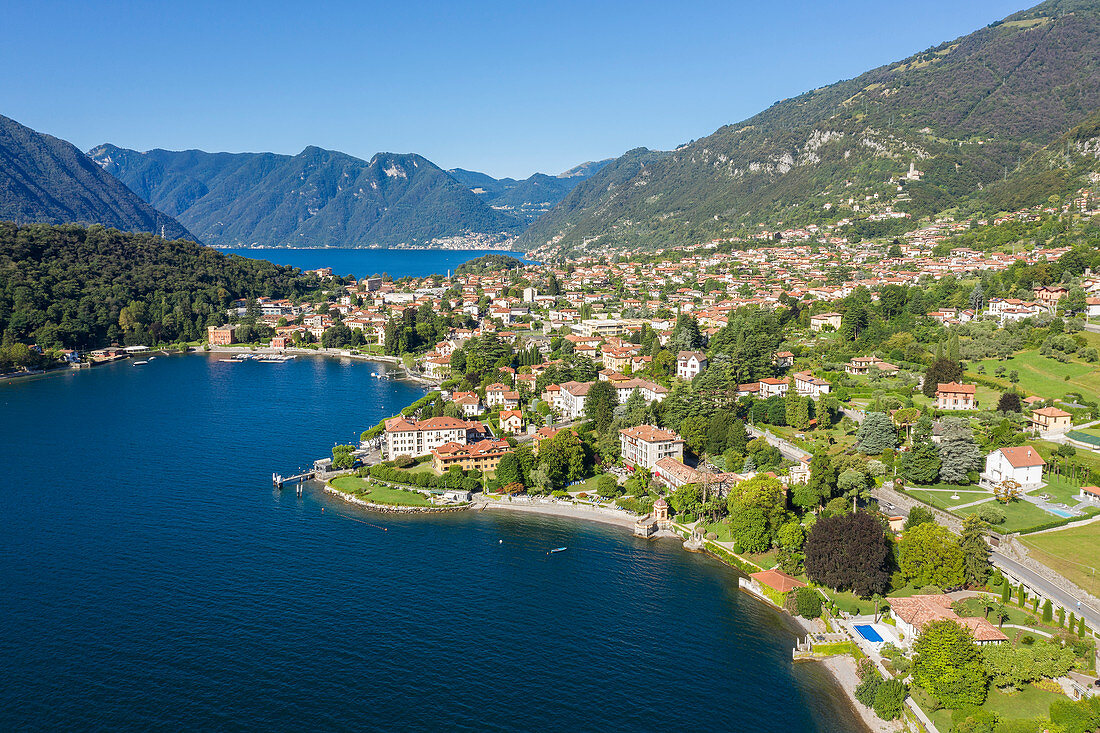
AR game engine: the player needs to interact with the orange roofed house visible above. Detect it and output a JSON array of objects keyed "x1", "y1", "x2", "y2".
[
  {"x1": 981, "y1": 445, "x2": 1046, "y2": 490},
  {"x1": 1030, "y1": 406, "x2": 1072, "y2": 435},
  {"x1": 431, "y1": 439, "x2": 512, "y2": 474},
  {"x1": 888, "y1": 594, "x2": 1007, "y2": 647},
  {"x1": 936, "y1": 382, "x2": 976, "y2": 410},
  {"x1": 383, "y1": 416, "x2": 486, "y2": 461},
  {"x1": 619, "y1": 425, "x2": 684, "y2": 471},
  {"x1": 749, "y1": 569, "x2": 807, "y2": 596}
]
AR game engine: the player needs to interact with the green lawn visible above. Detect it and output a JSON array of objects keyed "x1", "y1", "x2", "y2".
[
  {"x1": 952, "y1": 596, "x2": 1064, "y2": 637},
  {"x1": 570, "y1": 475, "x2": 605, "y2": 495},
  {"x1": 971, "y1": 351, "x2": 1100, "y2": 405},
  {"x1": 927, "y1": 684, "x2": 1067, "y2": 732},
  {"x1": 1020, "y1": 521, "x2": 1100, "y2": 599},
  {"x1": 1035, "y1": 474, "x2": 1086, "y2": 504},
  {"x1": 905, "y1": 486, "x2": 992, "y2": 511},
  {"x1": 1033, "y1": 440, "x2": 1100, "y2": 474},
  {"x1": 954, "y1": 498, "x2": 1061, "y2": 534},
  {"x1": 329, "y1": 476, "x2": 432, "y2": 506}
]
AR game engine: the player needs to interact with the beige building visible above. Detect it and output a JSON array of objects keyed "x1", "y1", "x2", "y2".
[
  {"x1": 431, "y1": 439, "x2": 511, "y2": 473},
  {"x1": 384, "y1": 416, "x2": 483, "y2": 460},
  {"x1": 810, "y1": 312, "x2": 842, "y2": 332},
  {"x1": 1029, "y1": 406, "x2": 1071, "y2": 434},
  {"x1": 619, "y1": 425, "x2": 684, "y2": 471},
  {"x1": 936, "y1": 382, "x2": 976, "y2": 410}
]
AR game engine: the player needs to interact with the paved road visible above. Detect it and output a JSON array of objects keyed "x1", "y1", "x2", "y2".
[{"x1": 991, "y1": 550, "x2": 1100, "y2": 634}]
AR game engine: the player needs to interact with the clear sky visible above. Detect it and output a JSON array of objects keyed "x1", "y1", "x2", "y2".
[{"x1": 1, "y1": 0, "x2": 1032, "y2": 179}]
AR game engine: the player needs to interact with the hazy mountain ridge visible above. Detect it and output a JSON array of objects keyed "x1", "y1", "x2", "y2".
[
  {"x1": 0, "y1": 114, "x2": 192, "y2": 240},
  {"x1": 447, "y1": 160, "x2": 612, "y2": 223},
  {"x1": 516, "y1": 0, "x2": 1100, "y2": 253},
  {"x1": 90, "y1": 144, "x2": 525, "y2": 248}
]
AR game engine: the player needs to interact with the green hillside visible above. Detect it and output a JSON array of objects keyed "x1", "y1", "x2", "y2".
[
  {"x1": 0, "y1": 222, "x2": 317, "y2": 348},
  {"x1": 0, "y1": 114, "x2": 192, "y2": 240},
  {"x1": 517, "y1": 0, "x2": 1100, "y2": 253}
]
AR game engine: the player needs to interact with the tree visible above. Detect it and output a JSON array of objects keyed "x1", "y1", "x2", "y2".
[
  {"x1": 938, "y1": 417, "x2": 982, "y2": 484},
  {"x1": 872, "y1": 679, "x2": 908, "y2": 721},
  {"x1": 959, "y1": 515, "x2": 991, "y2": 588},
  {"x1": 804, "y1": 511, "x2": 891, "y2": 597},
  {"x1": 795, "y1": 452, "x2": 837, "y2": 511},
  {"x1": 331, "y1": 444, "x2": 356, "y2": 470},
  {"x1": 923, "y1": 359, "x2": 963, "y2": 398},
  {"x1": 1059, "y1": 287, "x2": 1088, "y2": 317},
  {"x1": 900, "y1": 522, "x2": 965, "y2": 589},
  {"x1": 898, "y1": 415, "x2": 940, "y2": 484},
  {"x1": 904, "y1": 506, "x2": 935, "y2": 531},
  {"x1": 495, "y1": 452, "x2": 523, "y2": 486},
  {"x1": 795, "y1": 587, "x2": 823, "y2": 619},
  {"x1": 856, "y1": 412, "x2": 896, "y2": 454},
  {"x1": 584, "y1": 380, "x2": 618, "y2": 431},
  {"x1": 911, "y1": 620, "x2": 988, "y2": 707},
  {"x1": 838, "y1": 468, "x2": 869, "y2": 513},
  {"x1": 996, "y1": 391, "x2": 1021, "y2": 413},
  {"x1": 596, "y1": 473, "x2": 620, "y2": 498}
]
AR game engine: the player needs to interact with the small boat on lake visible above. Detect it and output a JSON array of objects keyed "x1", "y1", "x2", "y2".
[
  {"x1": 133, "y1": 361, "x2": 148, "y2": 366},
  {"x1": 549, "y1": 547, "x2": 567, "y2": 554}
]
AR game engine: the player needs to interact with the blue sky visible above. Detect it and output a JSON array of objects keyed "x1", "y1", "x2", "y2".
[{"x1": 1, "y1": 0, "x2": 1031, "y2": 178}]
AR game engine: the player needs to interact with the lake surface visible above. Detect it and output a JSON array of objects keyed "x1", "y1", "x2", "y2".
[
  {"x1": 221, "y1": 247, "x2": 531, "y2": 279},
  {"x1": 0, "y1": 354, "x2": 859, "y2": 731}
]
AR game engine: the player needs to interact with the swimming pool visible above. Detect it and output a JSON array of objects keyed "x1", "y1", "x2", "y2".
[
  {"x1": 854, "y1": 624, "x2": 884, "y2": 643},
  {"x1": 1047, "y1": 508, "x2": 1073, "y2": 518}
]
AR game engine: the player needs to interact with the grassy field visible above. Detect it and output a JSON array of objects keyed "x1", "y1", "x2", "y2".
[
  {"x1": 1033, "y1": 440, "x2": 1100, "y2": 474},
  {"x1": 928, "y1": 684, "x2": 1066, "y2": 732},
  {"x1": 954, "y1": 498, "x2": 1060, "y2": 534},
  {"x1": 1020, "y1": 521, "x2": 1100, "y2": 599},
  {"x1": 970, "y1": 351, "x2": 1100, "y2": 405},
  {"x1": 1037, "y1": 474, "x2": 1087, "y2": 504},
  {"x1": 329, "y1": 476, "x2": 432, "y2": 506},
  {"x1": 905, "y1": 486, "x2": 992, "y2": 511}
]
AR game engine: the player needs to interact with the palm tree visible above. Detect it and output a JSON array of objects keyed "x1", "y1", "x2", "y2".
[
  {"x1": 872, "y1": 593, "x2": 885, "y2": 623},
  {"x1": 992, "y1": 602, "x2": 1010, "y2": 628}
]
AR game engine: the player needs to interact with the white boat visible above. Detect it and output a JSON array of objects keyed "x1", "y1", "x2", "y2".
[{"x1": 133, "y1": 361, "x2": 148, "y2": 366}]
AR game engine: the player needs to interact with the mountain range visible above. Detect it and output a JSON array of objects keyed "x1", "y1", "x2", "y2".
[
  {"x1": 517, "y1": 0, "x2": 1100, "y2": 253},
  {"x1": 5, "y1": 0, "x2": 1100, "y2": 252},
  {"x1": 0, "y1": 114, "x2": 192, "y2": 240}
]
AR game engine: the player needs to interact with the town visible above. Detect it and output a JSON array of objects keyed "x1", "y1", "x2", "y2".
[{"x1": 7, "y1": 191, "x2": 1100, "y2": 733}]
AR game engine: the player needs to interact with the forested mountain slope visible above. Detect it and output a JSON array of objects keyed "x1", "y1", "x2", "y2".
[
  {"x1": 0, "y1": 114, "x2": 192, "y2": 240},
  {"x1": 518, "y1": 0, "x2": 1100, "y2": 253},
  {"x1": 90, "y1": 145, "x2": 523, "y2": 248}
]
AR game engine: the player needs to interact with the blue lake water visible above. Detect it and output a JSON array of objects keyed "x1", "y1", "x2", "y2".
[
  {"x1": 0, "y1": 353, "x2": 860, "y2": 731},
  {"x1": 221, "y1": 247, "x2": 531, "y2": 279}
]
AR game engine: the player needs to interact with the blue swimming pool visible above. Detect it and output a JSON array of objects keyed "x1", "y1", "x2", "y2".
[
  {"x1": 1048, "y1": 508, "x2": 1073, "y2": 518},
  {"x1": 854, "y1": 624, "x2": 884, "y2": 643}
]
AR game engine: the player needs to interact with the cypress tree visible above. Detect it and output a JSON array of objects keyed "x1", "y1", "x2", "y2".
[
  {"x1": 1000, "y1": 579, "x2": 1012, "y2": 603},
  {"x1": 1042, "y1": 599, "x2": 1052, "y2": 624}
]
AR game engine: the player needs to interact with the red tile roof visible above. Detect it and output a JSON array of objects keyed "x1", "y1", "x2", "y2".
[
  {"x1": 998, "y1": 445, "x2": 1046, "y2": 468},
  {"x1": 750, "y1": 570, "x2": 807, "y2": 594}
]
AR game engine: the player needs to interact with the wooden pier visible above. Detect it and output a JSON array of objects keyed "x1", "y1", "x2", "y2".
[{"x1": 273, "y1": 471, "x2": 314, "y2": 492}]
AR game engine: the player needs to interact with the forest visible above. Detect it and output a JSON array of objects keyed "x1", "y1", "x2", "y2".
[{"x1": 0, "y1": 222, "x2": 319, "y2": 349}]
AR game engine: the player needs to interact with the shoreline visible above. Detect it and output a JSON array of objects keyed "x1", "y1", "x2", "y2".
[
  {"x1": 476, "y1": 496, "x2": 643, "y2": 530},
  {"x1": 324, "y1": 484, "x2": 468, "y2": 514},
  {"x1": 204, "y1": 346, "x2": 440, "y2": 387}
]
